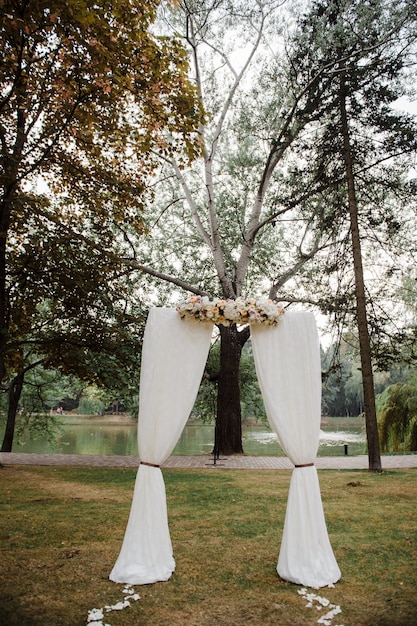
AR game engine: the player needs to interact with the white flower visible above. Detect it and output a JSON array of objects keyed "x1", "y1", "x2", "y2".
[
  {"x1": 317, "y1": 606, "x2": 342, "y2": 625},
  {"x1": 87, "y1": 608, "x2": 104, "y2": 621},
  {"x1": 224, "y1": 304, "x2": 239, "y2": 319},
  {"x1": 125, "y1": 593, "x2": 140, "y2": 601},
  {"x1": 108, "y1": 600, "x2": 130, "y2": 611},
  {"x1": 177, "y1": 296, "x2": 284, "y2": 326},
  {"x1": 298, "y1": 589, "x2": 342, "y2": 626}
]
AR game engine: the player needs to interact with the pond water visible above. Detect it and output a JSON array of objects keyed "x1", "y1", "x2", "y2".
[{"x1": 3, "y1": 415, "x2": 367, "y2": 457}]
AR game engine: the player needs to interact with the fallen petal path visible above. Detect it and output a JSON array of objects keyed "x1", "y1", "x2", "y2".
[
  {"x1": 87, "y1": 585, "x2": 140, "y2": 626},
  {"x1": 1, "y1": 452, "x2": 416, "y2": 469},
  {"x1": 298, "y1": 588, "x2": 343, "y2": 626}
]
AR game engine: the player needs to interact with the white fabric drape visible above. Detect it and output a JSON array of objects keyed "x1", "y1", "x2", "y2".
[
  {"x1": 251, "y1": 311, "x2": 341, "y2": 588},
  {"x1": 110, "y1": 308, "x2": 213, "y2": 585}
]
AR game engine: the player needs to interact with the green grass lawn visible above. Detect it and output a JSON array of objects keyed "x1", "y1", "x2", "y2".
[{"x1": 0, "y1": 465, "x2": 416, "y2": 625}]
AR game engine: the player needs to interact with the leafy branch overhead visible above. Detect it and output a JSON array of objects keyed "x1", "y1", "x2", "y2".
[
  {"x1": 1, "y1": 0, "x2": 204, "y2": 211},
  {"x1": 0, "y1": 0, "x2": 206, "y2": 451}
]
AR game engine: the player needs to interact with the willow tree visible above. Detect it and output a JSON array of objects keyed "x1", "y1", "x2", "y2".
[
  {"x1": 0, "y1": 0, "x2": 204, "y2": 451},
  {"x1": 377, "y1": 382, "x2": 417, "y2": 452}
]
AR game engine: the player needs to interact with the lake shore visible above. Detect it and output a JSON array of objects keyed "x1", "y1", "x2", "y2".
[
  {"x1": 59, "y1": 413, "x2": 364, "y2": 427},
  {"x1": 2, "y1": 413, "x2": 367, "y2": 457},
  {"x1": 55, "y1": 412, "x2": 136, "y2": 424}
]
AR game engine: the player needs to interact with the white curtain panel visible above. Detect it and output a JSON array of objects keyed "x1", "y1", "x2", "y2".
[
  {"x1": 251, "y1": 311, "x2": 341, "y2": 588},
  {"x1": 110, "y1": 308, "x2": 213, "y2": 585}
]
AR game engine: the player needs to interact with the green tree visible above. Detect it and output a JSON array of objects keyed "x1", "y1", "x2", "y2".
[
  {"x1": 126, "y1": 0, "x2": 345, "y2": 454},
  {"x1": 1, "y1": 0, "x2": 204, "y2": 450},
  {"x1": 2, "y1": 182, "x2": 139, "y2": 450},
  {"x1": 377, "y1": 382, "x2": 417, "y2": 452},
  {"x1": 287, "y1": 0, "x2": 417, "y2": 470},
  {"x1": 1, "y1": 191, "x2": 150, "y2": 451},
  {"x1": 7, "y1": 367, "x2": 82, "y2": 447},
  {"x1": 321, "y1": 342, "x2": 361, "y2": 416},
  {"x1": 193, "y1": 338, "x2": 266, "y2": 425},
  {"x1": 123, "y1": 0, "x2": 417, "y2": 462}
]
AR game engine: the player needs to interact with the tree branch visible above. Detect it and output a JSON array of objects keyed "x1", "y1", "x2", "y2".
[
  {"x1": 171, "y1": 158, "x2": 213, "y2": 248},
  {"x1": 268, "y1": 233, "x2": 325, "y2": 301}
]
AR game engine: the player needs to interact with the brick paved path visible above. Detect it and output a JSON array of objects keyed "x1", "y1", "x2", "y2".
[{"x1": 1, "y1": 452, "x2": 416, "y2": 470}]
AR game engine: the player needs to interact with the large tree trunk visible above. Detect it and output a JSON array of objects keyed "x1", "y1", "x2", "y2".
[
  {"x1": 340, "y1": 73, "x2": 382, "y2": 473},
  {"x1": 0, "y1": 234, "x2": 6, "y2": 384},
  {"x1": 0, "y1": 195, "x2": 12, "y2": 385},
  {"x1": 1, "y1": 73, "x2": 25, "y2": 384},
  {"x1": 214, "y1": 324, "x2": 245, "y2": 455},
  {"x1": 1, "y1": 371, "x2": 24, "y2": 452}
]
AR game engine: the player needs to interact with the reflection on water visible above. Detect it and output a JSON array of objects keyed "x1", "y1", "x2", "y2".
[
  {"x1": 3, "y1": 416, "x2": 367, "y2": 457},
  {"x1": 319, "y1": 429, "x2": 365, "y2": 445},
  {"x1": 242, "y1": 425, "x2": 366, "y2": 456}
]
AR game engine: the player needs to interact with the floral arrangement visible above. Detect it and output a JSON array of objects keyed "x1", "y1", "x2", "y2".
[{"x1": 176, "y1": 295, "x2": 284, "y2": 326}]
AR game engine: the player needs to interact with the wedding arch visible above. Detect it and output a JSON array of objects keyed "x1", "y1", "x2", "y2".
[{"x1": 109, "y1": 304, "x2": 341, "y2": 589}]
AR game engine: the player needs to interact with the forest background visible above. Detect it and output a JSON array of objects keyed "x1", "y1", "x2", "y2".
[{"x1": 1, "y1": 0, "x2": 417, "y2": 461}]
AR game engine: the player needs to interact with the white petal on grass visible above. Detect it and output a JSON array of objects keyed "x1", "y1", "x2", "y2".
[
  {"x1": 89, "y1": 586, "x2": 139, "y2": 623},
  {"x1": 297, "y1": 587, "x2": 343, "y2": 625},
  {"x1": 87, "y1": 608, "x2": 104, "y2": 621},
  {"x1": 109, "y1": 600, "x2": 130, "y2": 611}
]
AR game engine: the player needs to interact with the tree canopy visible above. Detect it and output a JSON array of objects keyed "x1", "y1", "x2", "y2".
[
  {"x1": 377, "y1": 381, "x2": 417, "y2": 452},
  {"x1": 2, "y1": 0, "x2": 416, "y2": 460},
  {"x1": 1, "y1": 0, "x2": 205, "y2": 450}
]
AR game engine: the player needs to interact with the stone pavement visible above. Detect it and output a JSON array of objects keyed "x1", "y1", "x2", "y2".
[{"x1": 1, "y1": 451, "x2": 417, "y2": 470}]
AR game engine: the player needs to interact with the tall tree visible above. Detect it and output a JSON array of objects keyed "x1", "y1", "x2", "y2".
[
  {"x1": 121, "y1": 0, "x2": 416, "y2": 458},
  {"x1": 286, "y1": 0, "x2": 417, "y2": 471},
  {"x1": 119, "y1": 0, "x2": 349, "y2": 454},
  {"x1": 339, "y1": 72, "x2": 382, "y2": 470},
  {"x1": 0, "y1": 0, "x2": 204, "y2": 450}
]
